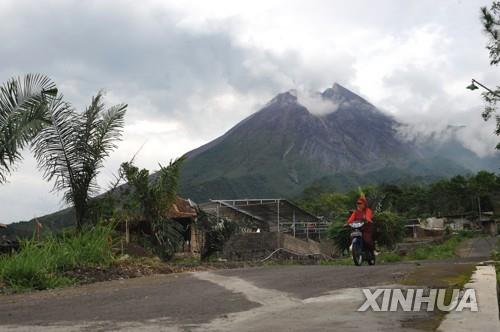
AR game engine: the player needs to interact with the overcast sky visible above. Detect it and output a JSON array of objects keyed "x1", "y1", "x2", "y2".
[{"x1": 1, "y1": 0, "x2": 498, "y2": 223}]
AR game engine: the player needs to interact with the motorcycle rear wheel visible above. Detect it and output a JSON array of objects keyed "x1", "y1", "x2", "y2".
[{"x1": 368, "y1": 252, "x2": 376, "y2": 265}]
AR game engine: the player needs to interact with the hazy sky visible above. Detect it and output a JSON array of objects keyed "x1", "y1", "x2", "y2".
[{"x1": 0, "y1": 0, "x2": 498, "y2": 223}]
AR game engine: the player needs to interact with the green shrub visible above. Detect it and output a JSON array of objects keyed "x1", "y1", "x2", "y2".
[
  {"x1": 326, "y1": 221, "x2": 351, "y2": 253},
  {"x1": 0, "y1": 223, "x2": 115, "y2": 291},
  {"x1": 373, "y1": 211, "x2": 405, "y2": 249}
]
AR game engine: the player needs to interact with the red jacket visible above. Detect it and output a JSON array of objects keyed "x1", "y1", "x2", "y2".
[{"x1": 347, "y1": 208, "x2": 373, "y2": 224}]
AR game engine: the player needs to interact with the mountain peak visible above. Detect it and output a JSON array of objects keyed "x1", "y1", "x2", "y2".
[
  {"x1": 266, "y1": 90, "x2": 298, "y2": 107},
  {"x1": 322, "y1": 83, "x2": 370, "y2": 106}
]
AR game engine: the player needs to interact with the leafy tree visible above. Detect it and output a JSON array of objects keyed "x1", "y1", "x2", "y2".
[
  {"x1": 480, "y1": 2, "x2": 500, "y2": 148},
  {"x1": 120, "y1": 158, "x2": 185, "y2": 259},
  {"x1": 300, "y1": 191, "x2": 348, "y2": 220},
  {"x1": 32, "y1": 92, "x2": 127, "y2": 229},
  {"x1": 469, "y1": 171, "x2": 500, "y2": 212},
  {"x1": 0, "y1": 74, "x2": 57, "y2": 183}
]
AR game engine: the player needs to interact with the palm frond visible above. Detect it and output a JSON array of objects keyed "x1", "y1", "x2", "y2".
[
  {"x1": 31, "y1": 96, "x2": 78, "y2": 199},
  {"x1": 0, "y1": 74, "x2": 57, "y2": 182},
  {"x1": 80, "y1": 93, "x2": 127, "y2": 198},
  {"x1": 156, "y1": 157, "x2": 185, "y2": 209},
  {"x1": 32, "y1": 91, "x2": 127, "y2": 228}
]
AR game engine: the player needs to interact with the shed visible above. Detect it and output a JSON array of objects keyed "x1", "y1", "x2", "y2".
[
  {"x1": 168, "y1": 197, "x2": 203, "y2": 255},
  {"x1": 200, "y1": 198, "x2": 328, "y2": 241}
]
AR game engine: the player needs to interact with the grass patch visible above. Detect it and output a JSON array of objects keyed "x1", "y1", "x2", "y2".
[
  {"x1": 319, "y1": 257, "x2": 353, "y2": 266},
  {"x1": 0, "y1": 223, "x2": 115, "y2": 292},
  {"x1": 405, "y1": 236, "x2": 464, "y2": 261},
  {"x1": 378, "y1": 252, "x2": 403, "y2": 263}
]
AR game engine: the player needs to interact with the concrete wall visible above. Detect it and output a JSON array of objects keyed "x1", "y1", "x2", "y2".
[{"x1": 222, "y1": 232, "x2": 323, "y2": 261}]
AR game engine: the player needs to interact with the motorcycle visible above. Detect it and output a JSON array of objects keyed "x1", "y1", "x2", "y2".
[{"x1": 349, "y1": 220, "x2": 375, "y2": 266}]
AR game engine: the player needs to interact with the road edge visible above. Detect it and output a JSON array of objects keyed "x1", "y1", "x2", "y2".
[{"x1": 437, "y1": 264, "x2": 500, "y2": 332}]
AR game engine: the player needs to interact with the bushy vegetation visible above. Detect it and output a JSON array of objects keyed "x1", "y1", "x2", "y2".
[
  {"x1": 196, "y1": 210, "x2": 243, "y2": 260},
  {"x1": 374, "y1": 211, "x2": 405, "y2": 249},
  {"x1": 300, "y1": 171, "x2": 500, "y2": 220},
  {"x1": 0, "y1": 223, "x2": 115, "y2": 291},
  {"x1": 118, "y1": 159, "x2": 185, "y2": 260}
]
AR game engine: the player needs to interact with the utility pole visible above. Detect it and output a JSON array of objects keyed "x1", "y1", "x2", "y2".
[
  {"x1": 477, "y1": 196, "x2": 482, "y2": 230},
  {"x1": 277, "y1": 200, "x2": 280, "y2": 233}
]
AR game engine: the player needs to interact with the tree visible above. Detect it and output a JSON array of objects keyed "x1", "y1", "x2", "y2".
[
  {"x1": 32, "y1": 92, "x2": 127, "y2": 229},
  {"x1": 120, "y1": 158, "x2": 185, "y2": 259},
  {"x1": 480, "y1": 2, "x2": 500, "y2": 148},
  {"x1": 0, "y1": 74, "x2": 57, "y2": 183}
]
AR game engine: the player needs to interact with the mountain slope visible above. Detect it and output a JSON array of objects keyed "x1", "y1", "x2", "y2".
[{"x1": 178, "y1": 83, "x2": 456, "y2": 201}]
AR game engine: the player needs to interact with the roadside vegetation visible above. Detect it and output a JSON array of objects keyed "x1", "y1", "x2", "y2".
[
  {"x1": 492, "y1": 238, "x2": 500, "y2": 291},
  {"x1": 0, "y1": 224, "x2": 114, "y2": 291},
  {"x1": 320, "y1": 231, "x2": 474, "y2": 266}
]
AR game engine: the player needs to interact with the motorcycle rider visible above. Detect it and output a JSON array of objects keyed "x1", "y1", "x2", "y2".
[{"x1": 347, "y1": 195, "x2": 374, "y2": 253}]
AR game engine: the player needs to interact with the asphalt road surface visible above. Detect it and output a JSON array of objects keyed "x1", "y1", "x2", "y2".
[
  {"x1": 0, "y1": 238, "x2": 494, "y2": 331},
  {"x1": 0, "y1": 261, "x2": 475, "y2": 332}
]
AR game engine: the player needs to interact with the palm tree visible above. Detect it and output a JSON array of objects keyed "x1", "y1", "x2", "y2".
[
  {"x1": 32, "y1": 92, "x2": 127, "y2": 229},
  {"x1": 120, "y1": 158, "x2": 185, "y2": 259},
  {"x1": 0, "y1": 74, "x2": 57, "y2": 183}
]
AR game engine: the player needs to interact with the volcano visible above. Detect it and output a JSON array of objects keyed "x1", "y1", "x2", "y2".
[{"x1": 178, "y1": 83, "x2": 471, "y2": 201}]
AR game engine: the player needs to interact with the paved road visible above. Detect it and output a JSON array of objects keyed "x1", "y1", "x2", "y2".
[
  {"x1": 455, "y1": 236, "x2": 497, "y2": 258},
  {"x1": 0, "y1": 237, "x2": 495, "y2": 331}
]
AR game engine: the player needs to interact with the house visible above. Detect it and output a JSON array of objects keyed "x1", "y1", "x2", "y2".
[
  {"x1": 0, "y1": 223, "x2": 6, "y2": 229},
  {"x1": 404, "y1": 217, "x2": 445, "y2": 238},
  {"x1": 405, "y1": 211, "x2": 498, "y2": 238}
]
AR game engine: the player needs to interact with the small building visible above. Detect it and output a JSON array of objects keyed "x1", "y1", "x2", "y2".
[
  {"x1": 199, "y1": 198, "x2": 328, "y2": 241},
  {"x1": 477, "y1": 211, "x2": 498, "y2": 236},
  {"x1": 443, "y1": 212, "x2": 473, "y2": 231},
  {"x1": 422, "y1": 217, "x2": 445, "y2": 230},
  {"x1": 404, "y1": 218, "x2": 420, "y2": 238},
  {"x1": 168, "y1": 197, "x2": 203, "y2": 255},
  {"x1": 404, "y1": 218, "x2": 444, "y2": 239},
  {"x1": 0, "y1": 223, "x2": 6, "y2": 229}
]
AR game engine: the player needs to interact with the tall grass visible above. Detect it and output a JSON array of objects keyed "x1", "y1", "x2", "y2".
[
  {"x1": 405, "y1": 231, "x2": 473, "y2": 261},
  {"x1": 0, "y1": 223, "x2": 115, "y2": 291}
]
